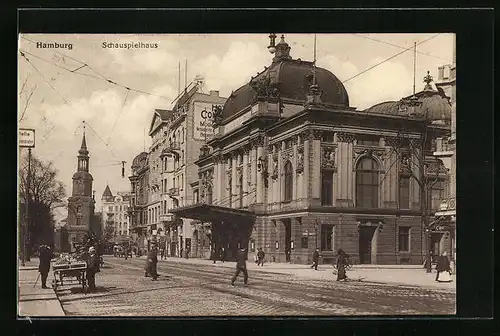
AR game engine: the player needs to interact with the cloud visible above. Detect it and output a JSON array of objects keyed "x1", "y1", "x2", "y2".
[{"x1": 190, "y1": 41, "x2": 270, "y2": 96}]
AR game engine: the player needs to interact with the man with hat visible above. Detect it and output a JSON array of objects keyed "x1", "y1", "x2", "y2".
[
  {"x1": 231, "y1": 246, "x2": 249, "y2": 286},
  {"x1": 38, "y1": 244, "x2": 53, "y2": 289},
  {"x1": 145, "y1": 243, "x2": 159, "y2": 281},
  {"x1": 86, "y1": 246, "x2": 100, "y2": 291}
]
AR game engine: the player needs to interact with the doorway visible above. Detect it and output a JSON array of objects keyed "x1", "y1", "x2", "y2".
[
  {"x1": 359, "y1": 226, "x2": 376, "y2": 264},
  {"x1": 430, "y1": 232, "x2": 444, "y2": 262},
  {"x1": 283, "y1": 219, "x2": 292, "y2": 262}
]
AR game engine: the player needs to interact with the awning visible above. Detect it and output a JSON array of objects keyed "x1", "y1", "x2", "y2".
[{"x1": 169, "y1": 203, "x2": 255, "y2": 223}]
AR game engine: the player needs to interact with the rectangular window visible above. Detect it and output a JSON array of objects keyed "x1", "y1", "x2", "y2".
[
  {"x1": 428, "y1": 179, "x2": 446, "y2": 210},
  {"x1": 301, "y1": 237, "x2": 309, "y2": 249},
  {"x1": 320, "y1": 225, "x2": 335, "y2": 252},
  {"x1": 108, "y1": 206, "x2": 113, "y2": 212},
  {"x1": 321, "y1": 171, "x2": 333, "y2": 205},
  {"x1": 399, "y1": 176, "x2": 410, "y2": 209},
  {"x1": 398, "y1": 227, "x2": 410, "y2": 252}
]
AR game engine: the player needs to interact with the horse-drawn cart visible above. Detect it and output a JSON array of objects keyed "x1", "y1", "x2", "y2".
[{"x1": 52, "y1": 256, "x2": 88, "y2": 293}]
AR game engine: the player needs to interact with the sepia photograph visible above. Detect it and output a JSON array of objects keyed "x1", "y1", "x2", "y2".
[{"x1": 17, "y1": 32, "x2": 457, "y2": 317}]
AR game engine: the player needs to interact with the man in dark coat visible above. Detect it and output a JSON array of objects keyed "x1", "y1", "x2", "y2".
[
  {"x1": 231, "y1": 247, "x2": 248, "y2": 286},
  {"x1": 311, "y1": 248, "x2": 320, "y2": 270},
  {"x1": 336, "y1": 249, "x2": 348, "y2": 281},
  {"x1": 38, "y1": 245, "x2": 53, "y2": 289},
  {"x1": 145, "y1": 244, "x2": 159, "y2": 280},
  {"x1": 257, "y1": 248, "x2": 265, "y2": 267},
  {"x1": 220, "y1": 247, "x2": 227, "y2": 263},
  {"x1": 86, "y1": 246, "x2": 100, "y2": 291}
]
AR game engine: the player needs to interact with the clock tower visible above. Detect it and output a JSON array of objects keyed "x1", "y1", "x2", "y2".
[{"x1": 67, "y1": 132, "x2": 95, "y2": 250}]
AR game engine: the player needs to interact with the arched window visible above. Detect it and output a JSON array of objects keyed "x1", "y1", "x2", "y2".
[
  {"x1": 356, "y1": 157, "x2": 379, "y2": 208},
  {"x1": 284, "y1": 161, "x2": 293, "y2": 202}
]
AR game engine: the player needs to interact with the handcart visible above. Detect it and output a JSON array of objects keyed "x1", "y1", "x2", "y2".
[{"x1": 52, "y1": 261, "x2": 88, "y2": 293}]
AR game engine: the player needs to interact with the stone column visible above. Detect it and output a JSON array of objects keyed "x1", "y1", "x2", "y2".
[
  {"x1": 310, "y1": 130, "x2": 323, "y2": 206},
  {"x1": 302, "y1": 131, "x2": 310, "y2": 204},
  {"x1": 231, "y1": 153, "x2": 237, "y2": 208},
  {"x1": 242, "y1": 147, "x2": 249, "y2": 206},
  {"x1": 256, "y1": 137, "x2": 265, "y2": 204},
  {"x1": 336, "y1": 132, "x2": 355, "y2": 207},
  {"x1": 251, "y1": 145, "x2": 257, "y2": 203}
]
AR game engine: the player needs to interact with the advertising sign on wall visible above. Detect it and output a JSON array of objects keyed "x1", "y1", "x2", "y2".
[{"x1": 193, "y1": 101, "x2": 221, "y2": 141}]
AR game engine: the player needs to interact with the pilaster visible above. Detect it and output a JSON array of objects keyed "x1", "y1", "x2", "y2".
[{"x1": 336, "y1": 132, "x2": 355, "y2": 207}]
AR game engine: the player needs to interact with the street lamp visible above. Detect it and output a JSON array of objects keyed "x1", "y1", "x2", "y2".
[{"x1": 268, "y1": 33, "x2": 277, "y2": 54}]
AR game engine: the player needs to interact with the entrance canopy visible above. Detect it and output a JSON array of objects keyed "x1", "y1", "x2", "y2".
[{"x1": 169, "y1": 203, "x2": 255, "y2": 223}]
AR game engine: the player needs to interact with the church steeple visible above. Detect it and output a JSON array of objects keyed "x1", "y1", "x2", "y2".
[{"x1": 77, "y1": 131, "x2": 90, "y2": 172}]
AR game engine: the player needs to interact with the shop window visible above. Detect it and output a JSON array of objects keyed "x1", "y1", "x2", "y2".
[
  {"x1": 284, "y1": 160, "x2": 293, "y2": 202},
  {"x1": 321, "y1": 171, "x2": 333, "y2": 205},
  {"x1": 356, "y1": 157, "x2": 379, "y2": 208},
  {"x1": 320, "y1": 225, "x2": 335, "y2": 252},
  {"x1": 301, "y1": 237, "x2": 309, "y2": 249},
  {"x1": 398, "y1": 227, "x2": 410, "y2": 252},
  {"x1": 399, "y1": 176, "x2": 410, "y2": 209}
]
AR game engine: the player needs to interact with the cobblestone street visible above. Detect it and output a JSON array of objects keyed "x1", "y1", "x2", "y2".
[{"x1": 55, "y1": 256, "x2": 456, "y2": 316}]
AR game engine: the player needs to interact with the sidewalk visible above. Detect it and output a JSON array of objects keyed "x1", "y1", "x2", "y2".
[
  {"x1": 144, "y1": 256, "x2": 456, "y2": 291},
  {"x1": 18, "y1": 258, "x2": 66, "y2": 317}
]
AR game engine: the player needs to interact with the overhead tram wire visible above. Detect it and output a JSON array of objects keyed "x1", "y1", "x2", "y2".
[
  {"x1": 19, "y1": 49, "x2": 171, "y2": 101},
  {"x1": 352, "y1": 34, "x2": 452, "y2": 63},
  {"x1": 341, "y1": 34, "x2": 440, "y2": 84},
  {"x1": 108, "y1": 88, "x2": 131, "y2": 144}
]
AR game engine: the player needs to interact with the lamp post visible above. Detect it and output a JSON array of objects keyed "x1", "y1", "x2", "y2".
[{"x1": 19, "y1": 128, "x2": 35, "y2": 266}]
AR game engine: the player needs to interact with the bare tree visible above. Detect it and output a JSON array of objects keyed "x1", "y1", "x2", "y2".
[
  {"x1": 18, "y1": 153, "x2": 67, "y2": 255},
  {"x1": 382, "y1": 98, "x2": 449, "y2": 272}
]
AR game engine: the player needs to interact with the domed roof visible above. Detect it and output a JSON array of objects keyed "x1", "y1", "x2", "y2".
[
  {"x1": 364, "y1": 91, "x2": 451, "y2": 123},
  {"x1": 219, "y1": 38, "x2": 349, "y2": 122},
  {"x1": 72, "y1": 171, "x2": 93, "y2": 180},
  {"x1": 132, "y1": 152, "x2": 148, "y2": 169}
]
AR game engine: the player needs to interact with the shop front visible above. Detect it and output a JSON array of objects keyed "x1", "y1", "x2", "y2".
[{"x1": 170, "y1": 203, "x2": 255, "y2": 262}]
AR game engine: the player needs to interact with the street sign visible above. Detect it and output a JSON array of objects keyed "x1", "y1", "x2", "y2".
[{"x1": 19, "y1": 128, "x2": 35, "y2": 148}]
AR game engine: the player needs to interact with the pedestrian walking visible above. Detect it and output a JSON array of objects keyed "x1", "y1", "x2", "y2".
[
  {"x1": 435, "y1": 251, "x2": 452, "y2": 282},
  {"x1": 310, "y1": 248, "x2": 320, "y2": 270},
  {"x1": 220, "y1": 247, "x2": 227, "y2": 263},
  {"x1": 335, "y1": 249, "x2": 349, "y2": 281},
  {"x1": 145, "y1": 244, "x2": 159, "y2": 280},
  {"x1": 86, "y1": 246, "x2": 100, "y2": 291},
  {"x1": 212, "y1": 245, "x2": 218, "y2": 264},
  {"x1": 38, "y1": 244, "x2": 53, "y2": 289},
  {"x1": 257, "y1": 248, "x2": 265, "y2": 267},
  {"x1": 160, "y1": 247, "x2": 165, "y2": 260},
  {"x1": 231, "y1": 247, "x2": 248, "y2": 286}
]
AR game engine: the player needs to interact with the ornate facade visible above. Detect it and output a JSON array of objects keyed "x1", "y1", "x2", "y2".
[{"x1": 176, "y1": 35, "x2": 452, "y2": 265}]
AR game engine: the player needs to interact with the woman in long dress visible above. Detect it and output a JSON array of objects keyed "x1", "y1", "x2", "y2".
[
  {"x1": 435, "y1": 251, "x2": 452, "y2": 282},
  {"x1": 336, "y1": 249, "x2": 348, "y2": 281}
]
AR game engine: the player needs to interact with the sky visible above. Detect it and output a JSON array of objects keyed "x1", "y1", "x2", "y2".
[{"x1": 17, "y1": 33, "x2": 455, "y2": 221}]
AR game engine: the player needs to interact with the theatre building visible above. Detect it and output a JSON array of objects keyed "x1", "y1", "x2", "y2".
[{"x1": 171, "y1": 35, "x2": 452, "y2": 265}]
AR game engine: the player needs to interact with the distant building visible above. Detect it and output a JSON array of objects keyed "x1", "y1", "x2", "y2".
[
  {"x1": 66, "y1": 133, "x2": 96, "y2": 251},
  {"x1": 433, "y1": 36, "x2": 456, "y2": 264},
  {"x1": 101, "y1": 185, "x2": 131, "y2": 244},
  {"x1": 129, "y1": 87, "x2": 226, "y2": 257}
]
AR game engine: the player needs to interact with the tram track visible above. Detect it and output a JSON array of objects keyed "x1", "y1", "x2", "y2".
[{"x1": 105, "y1": 258, "x2": 454, "y2": 315}]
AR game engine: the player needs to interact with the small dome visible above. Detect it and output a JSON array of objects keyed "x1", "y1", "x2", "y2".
[
  {"x1": 132, "y1": 152, "x2": 148, "y2": 168},
  {"x1": 364, "y1": 92, "x2": 451, "y2": 123}
]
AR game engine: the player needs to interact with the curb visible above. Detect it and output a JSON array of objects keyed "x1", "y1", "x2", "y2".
[{"x1": 51, "y1": 286, "x2": 67, "y2": 316}]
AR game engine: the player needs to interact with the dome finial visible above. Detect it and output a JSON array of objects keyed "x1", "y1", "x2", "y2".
[
  {"x1": 423, "y1": 70, "x2": 434, "y2": 91},
  {"x1": 272, "y1": 34, "x2": 292, "y2": 63}
]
